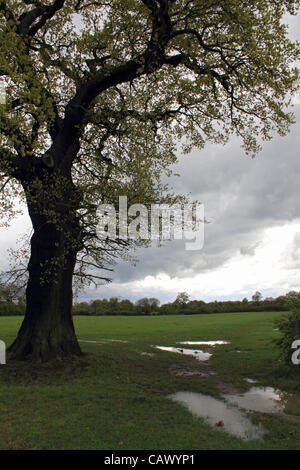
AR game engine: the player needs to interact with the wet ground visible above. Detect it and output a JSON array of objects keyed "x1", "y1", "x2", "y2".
[
  {"x1": 177, "y1": 341, "x2": 230, "y2": 346},
  {"x1": 224, "y1": 386, "x2": 300, "y2": 415},
  {"x1": 155, "y1": 339, "x2": 230, "y2": 362},
  {"x1": 79, "y1": 336, "x2": 300, "y2": 440},
  {"x1": 155, "y1": 346, "x2": 212, "y2": 361},
  {"x1": 169, "y1": 364, "x2": 216, "y2": 377},
  {"x1": 225, "y1": 386, "x2": 285, "y2": 413},
  {"x1": 169, "y1": 391, "x2": 266, "y2": 441},
  {"x1": 169, "y1": 385, "x2": 300, "y2": 441},
  {"x1": 157, "y1": 339, "x2": 300, "y2": 440}
]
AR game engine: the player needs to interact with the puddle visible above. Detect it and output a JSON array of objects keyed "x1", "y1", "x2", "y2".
[
  {"x1": 154, "y1": 340, "x2": 229, "y2": 362},
  {"x1": 140, "y1": 352, "x2": 156, "y2": 357},
  {"x1": 169, "y1": 385, "x2": 300, "y2": 440},
  {"x1": 224, "y1": 387, "x2": 284, "y2": 413},
  {"x1": 104, "y1": 339, "x2": 129, "y2": 343},
  {"x1": 244, "y1": 378, "x2": 257, "y2": 384},
  {"x1": 155, "y1": 346, "x2": 212, "y2": 361},
  {"x1": 224, "y1": 387, "x2": 299, "y2": 414},
  {"x1": 178, "y1": 340, "x2": 230, "y2": 346},
  {"x1": 169, "y1": 391, "x2": 265, "y2": 441}
]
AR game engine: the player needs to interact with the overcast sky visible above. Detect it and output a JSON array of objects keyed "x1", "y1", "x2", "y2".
[{"x1": 1, "y1": 12, "x2": 300, "y2": 305}]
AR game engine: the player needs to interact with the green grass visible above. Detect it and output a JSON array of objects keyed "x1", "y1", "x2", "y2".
[{"x1": 0, "y1": 311, "x2": 299, "y2": 450}]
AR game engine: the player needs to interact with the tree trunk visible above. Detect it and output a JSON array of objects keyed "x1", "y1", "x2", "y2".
[{"x1": 8, "y1": 177, "x2": 83, "y2": 362}]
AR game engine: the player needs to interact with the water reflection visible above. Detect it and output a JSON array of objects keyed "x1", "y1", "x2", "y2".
[
  {"x1": 169, "y1": 391, "x2": 266, "y2": 441},
  {"x1": 168, "y1": 387, "x2": 300, "y2": 441},
  {"x1": 225, "y1": 387, "x2": 299, "y2": 414},
  {"x1": 244, "y1": 378, "x2": 257, "y2": 384},
  {"x1": 178, "y1": 341, "x2": 230, "y2": 346},
  {"x1": 155, "y1": 346, "x2": 212, "y2": 361}
]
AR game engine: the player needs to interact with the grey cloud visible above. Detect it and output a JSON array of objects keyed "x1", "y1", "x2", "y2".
[
  {"x1": 88, "y1": 102, "x2": 300, "y2": 299},
  {"x1": 281, "y1": 232, "x2": 300, "y2": 270},
  {"x1": 240, "y1": 242, "x2": 262, "y2": 257}
]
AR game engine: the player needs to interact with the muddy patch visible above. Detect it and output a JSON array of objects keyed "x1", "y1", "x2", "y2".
[
  {"x1": 281, "y1": 393, "x2": 300, "y2": 415},
  {"x1": 169, "y1": 391, "x2": 266, "y2": 441},
  {"x1": 169, "y1": 365, "x2": 216, "y2": 378},
  {"x1": 217, "y1": 382, "x2": 241, "y2": 395}
]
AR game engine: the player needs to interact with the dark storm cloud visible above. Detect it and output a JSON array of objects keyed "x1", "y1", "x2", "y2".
[
  {"x1": 111, "y1": 103, "x2": 300, "y2": 276},
  {"x1": 85, "y1": 100, "x2": 300, "y2": 302}
]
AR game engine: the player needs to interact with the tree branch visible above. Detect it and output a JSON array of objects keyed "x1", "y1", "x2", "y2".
[{"x1": 17, "y1": 0, "x2": 66, "y2": 37}]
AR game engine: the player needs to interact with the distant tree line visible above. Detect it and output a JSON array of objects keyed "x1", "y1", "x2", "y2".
[
  {"x1": 0, "y1": 278, "x2": 25, "y2": 316},
  {"x1": 71, "y1": 291, "x2": 298, "y2": 316},
  {"x1": 72, "y1": 296, "x2": 160, "y2": 316},
  {"x1": 0, "y1": 301, "x2": 25, "y2": 316},
  {"x1": 0, "y1": 287, "x2": 298, "y2": 317}
]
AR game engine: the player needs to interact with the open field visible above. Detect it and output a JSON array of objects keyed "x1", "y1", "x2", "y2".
[{"x1": 0, "y1": 311, "x2": 299, "y2": 450}]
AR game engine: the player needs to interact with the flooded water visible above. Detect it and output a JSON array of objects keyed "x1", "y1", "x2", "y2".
[
  {"x1": 155, "y1": 340, "x2": 230, "y2": 361},
  {"x1": 178, "y1": 341, "x2": 230, "y2": 346},
  {"x1": 155, "y1": 346, "x2": 212, "y2": 361},
  {"x1": 169, "y1": 391, "x2": 266, "y2": 441},
  {"x1": 168, "y1": 385, "x2": 300, "y2": 440},
  {"x1": 224, "y1": 387, "x2": 298, "y2": 414}
]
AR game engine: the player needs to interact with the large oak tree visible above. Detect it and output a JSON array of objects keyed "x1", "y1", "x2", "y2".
[{"x1": 0, "y1": 0, "x2": 299, "y2": 361}]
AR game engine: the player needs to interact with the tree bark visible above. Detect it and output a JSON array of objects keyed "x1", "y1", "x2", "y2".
[{"x1": 8, "y1": 175, "x2": 83, "y2": 362}]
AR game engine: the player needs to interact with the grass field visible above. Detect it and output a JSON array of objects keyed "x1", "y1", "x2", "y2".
[{"x1": 0, "y1": 311, "x2": 299, "y2": 450}]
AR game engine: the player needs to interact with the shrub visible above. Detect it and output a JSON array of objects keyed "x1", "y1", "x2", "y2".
[{"x1": 274, "y1": 293, "x2": 300, "y2": 366}]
